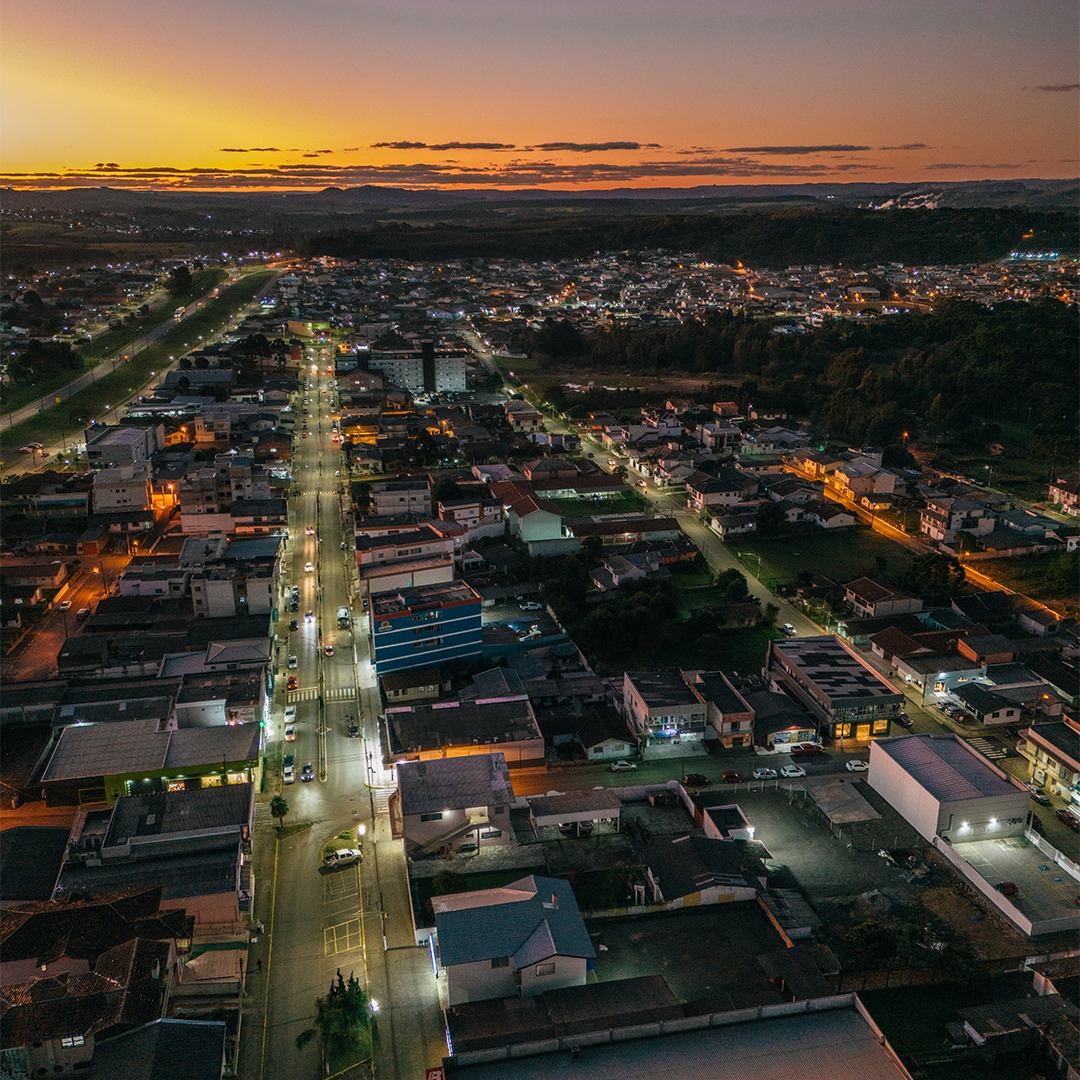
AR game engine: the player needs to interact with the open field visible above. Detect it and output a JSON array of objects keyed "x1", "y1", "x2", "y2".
[
  {"x1": 725, "y1": 527, "x2": 911, "y2": 590},
  {"x1": 0, "y1": 272, "x2": 275, "y2": 454},
  {"x1": 975, "y1": 550, "x2": 1080, "y2": 613}
]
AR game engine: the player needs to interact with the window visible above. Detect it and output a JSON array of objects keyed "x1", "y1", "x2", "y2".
[
  {"x1": 480, "y1": 829, "x2": 502, "y2": 839},
  {"x1": 493, "y1": 806, "x2": 504, "y2": 815},
  {"x1": 491, "y1": 956, "x2": 509, "y2": 968},
  {"x1": 420, "y1": 812, "x2": 443, "y2": 822},
  {"x1": 535, "y1": 962, "x2": 555, "y2": 977},
  {"x1": 61, "y1": 1036, "x2": 85, "y2": 1048}
]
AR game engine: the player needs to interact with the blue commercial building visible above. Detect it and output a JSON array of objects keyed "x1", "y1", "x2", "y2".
[{"x1": 369, "y1": 581, "x2": 483, "y2": 676}]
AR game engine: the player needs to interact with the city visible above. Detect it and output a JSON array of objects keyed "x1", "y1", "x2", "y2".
[{"x1": 0, "y1": 245, "x2": 1077, "y2": 1080}]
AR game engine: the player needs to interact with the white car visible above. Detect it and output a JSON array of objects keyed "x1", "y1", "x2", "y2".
[
  {"x1": 519, "y1": 601, "x2": 542, "y2": 611},
  {"x1": 780, "y1": 764, "x2": 806, "y2": 779},
  {"x1": 846, "y1": 760, "x2": 869, "y2": 772},
  {"x1": 283, "y1": 763, "x2": 295, "y2": 784},
  {"x1": 752, "y1": 767, "x2": 777, "y2": 780},
  {"x1": 288, "y1": 654, "x2": 298, "y2": 669},
  {"x1": 323, "y1": 848, "x2": 362, "y2": 868},
  {"x1": 609, "y1": 760, "x2": 637, "y2": 772},
  {"x1": 284, "y1": 705, "x2": 297, "y2": 723},
  {"x1": 782, "y1": 623, "x2": 797, "y2": 636},
  {"x1": 59, "y1": 600, "x2": 72, "y2": 611},
  {"x1": 305, "y1": 562, "x2": 314, "y2": 573}
]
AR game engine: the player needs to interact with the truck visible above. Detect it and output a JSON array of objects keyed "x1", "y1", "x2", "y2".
[
  {"x1": 337, "y1": 606, "x2": 350, "y2": 629},
  {"x1": 173, "y1": 306, "x2": 185, "y2": 320}
]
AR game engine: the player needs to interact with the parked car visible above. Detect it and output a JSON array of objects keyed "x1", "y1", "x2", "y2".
[
  {"x1": 323, "y1": 848, "x2": 362, "y2": 868},
  {"x1": 283, "y1": 764, "x2": 295, "y2": 784},
  {"x1": 284, "y1": 724, "x2": 296, "y2": 742},
  {"x1": 300, "y1": 763, "x2": 314, "y2": 782},
  {"x1": 994, "y1": 881, "x2": 1018, "y2": 897},
  {"x1": 780, "y1": 764, "x2": 806, "y2": 779},
  {"x1": 1030, "y1": 790, "x2": 1051, "y2": 806},
  {"x1": 781, "y1": 623, "x2": 796, "y2": 636},
  {"x1": 895, "y1": 712, "x2": 913, "y2": 728},
  {"x1": 59, "y1": 600, "x2": 72, "y2": 611},
  {"x1": 791, "y1": 743, "x2": 824, "y2": 758},
  {"x1": 289, "y1": 619, "x2": 299, "y2": 631},
  {"x1": 283, "y1": 753, "x2": 294, "y2": 768},
  {"x1": 752, "y1": 767, "x2": 777, "y2": 780},
  {"x1": 519, "y1": 601, "x2": 542, "y2": 611},
  {"x1": 1030, "y1": 814, "x2": 1044, "y2": 833},
  {"x1": 348, "y1": 720, "x2": 360, "y2": 738},
  {"x1": 846, "y1": 760, "x2": 869, "y2": 772},
  {"x1": 284, "y1": 706, "x2": 296, "y2": 723},
  {"x1": 1055, "y1": 808, "x2": 1080, "y2": 830},
  {"x1": 721, "y1": 771, "x2": 744, "y2": 783},
  {"x1": 288, "y1": 654, "x2": 298, "y2": 669},
  {"x1": 683, "y1": 773, "x2": 710, "y2": 787},
  {"x1": 609, "y1": 760, "x2": 637, "y2": 772},
  {"x1": 75, "y1": 608, "x2": 91, "y2": 621}
]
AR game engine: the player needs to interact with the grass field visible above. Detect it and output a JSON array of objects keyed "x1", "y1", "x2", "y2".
[
  {"x1": 548, "y1": 493, "x2": 646, "y2": 517},
  {"x1": 1, "y1": 270, "x2": 228, "y2": 417},
  {"x1": 975, "y1": 550, "x2": 1079, "y2": 613},
  {"x1": 725, "y1": 527, "x2": 912, "y2": 590},
  {"x1": 1, "y1": 272, "x2": 275, "y2": 454}
]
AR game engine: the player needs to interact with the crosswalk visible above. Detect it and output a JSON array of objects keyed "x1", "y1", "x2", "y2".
[
  {"x1": 287, "y1": 686, "x2": 356, "y2": 703},
  {"x1": 373, "y1": 787, "x2": 395, "y2": 816},
  {"x1": 965, "y1": 736, "x2": 1008, "y2": 760}
]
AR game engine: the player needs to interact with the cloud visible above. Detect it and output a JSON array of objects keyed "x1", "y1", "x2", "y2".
[
  {"x1": 219, "y1": 147, "x2": 282, "y2": 153},
  {"x1": 1033, "y1": 83, "x2": 1079, "y2": 92},
  {"x1": 526, "y1": 141, "x2": 659, "y2": 152},
  {"x1": 879, "y1": 143, "x2": 929, "y2": 150},
  {"x1": 723, "y1": 145, "x2": 871, "y2": 155},
  {"x1": 371, "y1": 141, "x2": 516, "y2": 151},
  {"x1": 94, "y1": 162, "x2": 121, "y2": 170},
  {"x1": 675, "y1": 146, "x2": 715, "y2": 155},
  {"x1": 925, "y1": 161, "x2": 1026, "y2": 171}
]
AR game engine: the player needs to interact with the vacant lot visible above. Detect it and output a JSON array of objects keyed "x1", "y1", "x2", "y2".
[{"x1": 728, "y1": 527, "x2": 913, "y2": 589}]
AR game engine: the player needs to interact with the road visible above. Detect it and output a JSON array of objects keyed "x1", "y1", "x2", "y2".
[{"x1": 245, "y1": 349, "x2": 445, "y2": 1080}]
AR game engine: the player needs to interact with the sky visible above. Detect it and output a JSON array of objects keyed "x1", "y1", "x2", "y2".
[{"x1": 2, "y1": 0, "x2": 1077, "y2": 192}]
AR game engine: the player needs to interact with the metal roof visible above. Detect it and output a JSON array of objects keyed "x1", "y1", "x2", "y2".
[{"x1": 874, "y1": 734, "x2": 1018, "y2": 802}]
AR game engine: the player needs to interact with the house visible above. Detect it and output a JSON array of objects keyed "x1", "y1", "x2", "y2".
[
  {"x1": 805, "y1": 502, "x2": 856, "y2": 529},
  {"x1": 641, "y1": 834, "x2": 767, "y2": 907},
  {"x1": 433, "y1": 875, "x2": 595, "y2": 1004},
  {"x1": 709, "y1": 510, "x2": 757, "y2": 539},
  {"x1": 684, "y1": 470, "x2": 745, "y2": 511},
  {"x1": 1016, "y1": 719, "x2": 1079, "y2": 802},
  {"x1": 684, "y1": 671, "x2": 755, "y2": 749},
  {"x1": 379, "y1": 666, "x2": 449, "y2": 704},
  {"x1": 1048, "y1": 477, "x2": 1079, "y2": 516},
  {"x1": 392, "y1": 753, "x2": 516, "y2": 856},
  {"x1": 369, "y1": 479, "x2": 430, "y2": 517},
  {"x1": 504, "y1": 399, "x2": 543, "y2": 431},
  {"x1": 919, "y1": 496, "x2": 992, "y2": 543},
  {"x1": 843, "y1": 577, "x2": 923, "y2": 619}
]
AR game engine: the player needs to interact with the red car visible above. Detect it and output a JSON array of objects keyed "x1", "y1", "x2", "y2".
[
  {"x1": 720, "y1": 771, "x2": 744, "y2": 783},
  {"x1": 1055, "y1": 808, "x2": 1080, "y2": 831},
  {"x1": 683, "y1": 773, "x2": 710, "y2": 787},
  {"x1": 287, "y1": 675, "x2": 298, "y2": 690},
  {"x1": 791, "y1": 743, "x2": 824, "y2": 758}
]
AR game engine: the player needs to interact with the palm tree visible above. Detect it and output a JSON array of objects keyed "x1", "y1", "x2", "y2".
[{"x1": 270, "y1": 795, "x2": 288, "y2": 829}]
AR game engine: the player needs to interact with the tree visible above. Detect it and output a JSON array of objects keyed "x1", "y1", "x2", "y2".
[
  {"x1": 270, "y1": 794, "x2": 288, "y2": 829},
  {"x1": 430, "y1": 478, "x2": 461, "y2": 507},
  {"x1": 756, "y1": 500, "x2": 784, "y2": 537},
  {"x1": 759, "y1": 602, "x2": 780, "y2": 629},
  {"x1": 310, "y1": 968, "x2": 372, "y2": 1061},
  {"x1": 166, "y1": 264, "x2": 193, "y2": 294}
]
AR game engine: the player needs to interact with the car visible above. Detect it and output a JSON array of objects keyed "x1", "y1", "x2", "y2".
[
  {"x1": 18, "y1": 445, "x2": 34, "y2": 454},
  {"x1": 519, "y1": 601, "x2": 542, "y2": 611},
  {"x1": 300, "y1": 763, "x2": 314, "y2": 782},
  {"x1": 791, "y1": 742, "x2": 824, "y2": 758},
  {"x1": 284, "y1": 705, "x2": 296, "y2": 723},
  {"x1": 1030, "y1": 790, "x2": 1051, "y2": 806},
  {"x1": 288, "y1": 654, "x2": 298, "y2": 669},
  {"x1": 283, "y1": 752, "x2": 294, "y2": 768},
  {"x1": 290, "y1": 601, "x2": 299, "y2": 612},
  {"x1": 323, "y1": 848, "x2": 362, "y2": 868},
  {"x1": 305, "y1": 562, "x2": 313, "y2": 573},
  {"x1": 994, "y1": 881, "x2": 1018, "y2": 897},
  {"x1": 284, "y1": 724, "x2": 296, "y2": 742},
  {"x1": 306, "y1": 525, "x2": 315, "y2": 535},
  {"x1": 846, "y1": 760, "x2": 869, "y2": 772},
  {"x1": 348, "y1": 720, "x2": 360, "y2": 738},
  {"x1": 1055, "y1": 808, "x2": 1080, "y2": 830},
  {"x1": 324, "y1": 645, "x2": 334, "y2": 656},
  {"x1": 780, "y1": 764, "x2": 806, "y2": 779},
  {"x1": 895, "y1": 713, "x2": 914, "y2": 728},
  {"x1": 283, "y1": 764, "x2": 295, "y2": 784},
  {"x1": 683, "y1": 773, "x2": 710, "y2": 787},
  {"x1": 781, "y1": 623, "x2": 797, "y2": 636},
  {"x1": 609, "y1": 760, "x2": 637, "y2": 772},
  {"x1": 75, "y1": 608, "x2": 91, "y2": 621},
  {"x1": 289, "y1": 619, "x2": 299, "y2": 631},
  {"x1": 721, "y1": 771, "x2": 744, "y2": 783},
  {"x1": 953, "y1": 711, "x2": 976, "y2": 724},
  {"x1": 292, "y1": 584, "x2": 300, "y2": 595},
  {"x1": 59, "y1": 600, "x2": 72, "y2": 611},
  {"x1": 305, "y1": 610, "x2": 314, "y2": 622},
  {"x1": 1030, "y1": 814, "x2": 1044, "y2": 833},
  {"x1": 301, "y1": 432, "x2": 308, "y2": 438},
  {"x1": 753, "y1": 767, "x2": 778, "y2": 780},
  {"x1": 287, "y1": 675, "x2": 298, "y2": 690}
]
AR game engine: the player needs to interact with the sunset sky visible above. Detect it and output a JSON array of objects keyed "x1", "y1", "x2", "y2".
[{"x1": 3, "y1": 0, "x2": 1077, "y2": 192}]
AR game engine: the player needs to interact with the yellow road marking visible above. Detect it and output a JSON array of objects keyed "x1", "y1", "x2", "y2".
[{"x1": 323, "y1": 918, "x2": 364, "y2": 956}]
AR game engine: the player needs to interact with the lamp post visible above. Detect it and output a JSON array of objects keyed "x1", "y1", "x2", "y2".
[{"x1": 984, "y1": 464, "x2": 993, "y2": 488}]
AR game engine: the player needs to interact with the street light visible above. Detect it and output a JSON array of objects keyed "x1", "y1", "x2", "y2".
[{"x1": 984, "y1": 464, "x2": 993, "y2": 488}]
